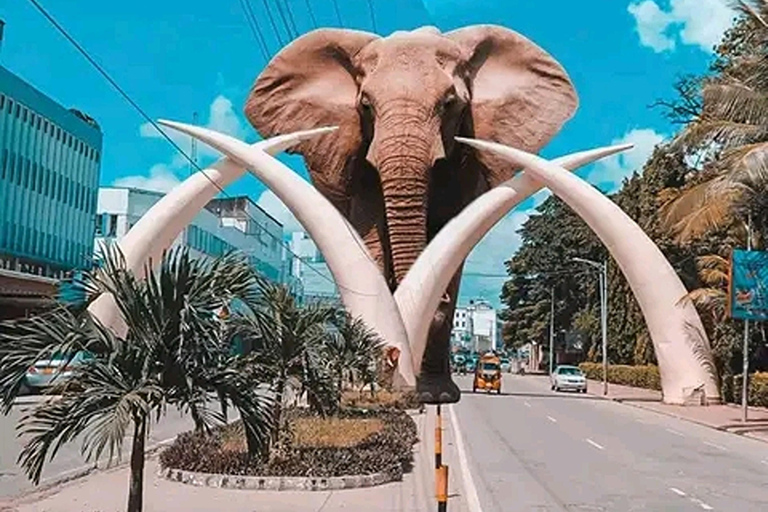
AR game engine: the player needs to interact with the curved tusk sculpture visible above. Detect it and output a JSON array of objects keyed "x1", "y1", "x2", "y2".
[
  {"x1": 87, "y1": 128, "x2": 334, "y2": 339},
  {"x1": 396, "y1": 143, "x2": 634, "y2": 371},
  {"x1": 455, "y1": 137, "x2": 720, "y2": 405},
  {"x1": 157, "y1": 121, "x2": 416, "y2": 387}
]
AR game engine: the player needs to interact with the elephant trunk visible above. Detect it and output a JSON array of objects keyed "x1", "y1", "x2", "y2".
[{"x1": 367, "y1": 104, "x2": 444, "y2": 287}]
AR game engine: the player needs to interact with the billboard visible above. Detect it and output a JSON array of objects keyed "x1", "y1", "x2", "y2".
[{"x1": 730, "y1": 249, "x2": 768, "y2": 321}]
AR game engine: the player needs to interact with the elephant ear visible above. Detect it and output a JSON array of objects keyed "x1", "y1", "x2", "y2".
[
  {"x1": 244, "y1": 29, "x2": 379, "y2": 209},
  {"x1": 446, "y1": 25, "x2": 578, "y2": 187}
]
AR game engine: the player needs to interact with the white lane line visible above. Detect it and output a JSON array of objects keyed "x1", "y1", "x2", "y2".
[
  {"x1": 691, "y1": 498, "x2": 714, "y2": 510},
  {"x1": 547, "y1": 416, "x2": 557, "y2": 423},
  {"x1": 703, "y1": 441, "x2": 727, "y2": 451},
  {"x1": 669, "y1": 487, "x2": 687, "y2": 497},
  {"x1": 447, "y1": 405, "x2": 484, "y2": 512},
  {"x1": 761, "y1": 460, "x2": 768, "y2": 465},
  {"x1": 524, "y1": 401, "x2": 531, "y2": 408},
  {"x1": 586, "y1": 439, "x2": 604, "y2": 450},
  {"x1": 665, "y1": 428, "x2": 684, "y2": 437}
]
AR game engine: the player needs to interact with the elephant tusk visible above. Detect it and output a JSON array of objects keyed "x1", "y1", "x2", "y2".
[
  {"x1": 87, "y1": 127, "x2": 334, "y2": 340},
  {"x1": 453, "y1": 137, "x2": 720, "y2": 405},
  {"x1": 395, "y1": 142, "x2": 633, "y2": 371},
  {"x1": 157, "y1": 121, "x2": 416, "y2": 387}
]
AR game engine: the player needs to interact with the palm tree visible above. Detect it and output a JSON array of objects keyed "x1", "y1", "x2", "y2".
[
  {"x1": 0, "y1": 245, "x2": 272, "y2": 512},
  {"x1": 229, "y1": 281, "x2": 337, "y2": 444},
  {"x1": 661, "y1": 1, "x2": 768, "y2": 243},
  {"x1": 325, "y1": 312, "x2": 385, "y2": 401}
]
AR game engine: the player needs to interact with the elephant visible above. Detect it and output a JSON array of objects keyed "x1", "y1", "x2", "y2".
[{"x1": 244, "y1": 24, "x2": 578, "y2": 404}]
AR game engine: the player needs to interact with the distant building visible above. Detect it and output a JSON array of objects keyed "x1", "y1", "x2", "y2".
[
  {"x1": 451, "y1": 299, "x2": 499, "y2": 353},
  {"x1": 0, "y1": 57, "x2": 103, "y2": 318},
  {"x1": 287, "y1": 231, "x2": 338, "y2": 303},
  {"x1": 95, "y1": 189, "x2": 283, "y2": 283}
]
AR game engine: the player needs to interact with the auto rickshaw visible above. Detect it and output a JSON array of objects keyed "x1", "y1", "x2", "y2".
[{"x1": 472, "y1": 353, "x2": 502, "y2": 394}]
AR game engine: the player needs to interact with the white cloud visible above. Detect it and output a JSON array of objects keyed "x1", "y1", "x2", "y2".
[
  {"x1": 256, "y1": 190, "x2": 304, "y2": 233},
  {"x1": 112, "y1": 163, "x2": 181, "y2": 193},
  {"x1": 586, "y1": 128, "x2": 667, "y2": 191},
  {"x1": 114, "y1": 95, "x2": 250, "y2": 191},
  {"x1": 628, "y1": 0, "x2": 737, "y2": 53}
]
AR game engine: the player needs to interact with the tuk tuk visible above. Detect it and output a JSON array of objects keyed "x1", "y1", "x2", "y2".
[{"x1": 472, "y1": 353, "x2": 502, "y2": 394}]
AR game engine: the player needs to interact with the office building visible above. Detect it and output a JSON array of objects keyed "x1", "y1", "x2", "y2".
[
  {"x1": 0, "y1": 56, "x2": 103, "y2": 318},
  {"x1": 95, "y1": 188, "x2": 283, "y2": 282},
  {"x1": 451, "y1": 299, "x2": 499, "y2": 353},
  {"x1": 287, "y1": 231, "x2": 338, "y2": 303}
]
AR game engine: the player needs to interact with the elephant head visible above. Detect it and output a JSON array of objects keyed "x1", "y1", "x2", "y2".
[{"x1": 245, "y1": 24, "x2": 577, "y2": 402}]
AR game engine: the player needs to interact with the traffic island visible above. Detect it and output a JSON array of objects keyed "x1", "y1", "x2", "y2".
[{"x1": 158, "y1": 407, "x2": 419, "y2": 491}]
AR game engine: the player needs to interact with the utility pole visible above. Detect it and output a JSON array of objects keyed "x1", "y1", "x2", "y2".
[
  {"x1": 573, "y1": 257, "x2": 609, "y2": 395},
  {"x1": 190, "y1": 111, "x2": 199, "y2": 177},
  {"x1": 742, "y1": 214, "x2": 752, "y2": 423},
  {"x1": 549, "y1": 285, "x2": 555, "y2": 375}
]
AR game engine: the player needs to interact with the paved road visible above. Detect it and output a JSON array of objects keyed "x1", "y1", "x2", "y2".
[
  {"x1": 452, "y1": 374, "x2": 768, "y2": 512},
  {"x1": 0, "y1": 395, "x2": 230, "y2": 499}
]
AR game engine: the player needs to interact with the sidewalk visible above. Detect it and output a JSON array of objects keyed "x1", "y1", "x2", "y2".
[
  {"x1": 587, "y1": 379, "x2": 768, "y2": 443},
  {"x1": 1, "y1": 408, "x2": 469, "y2": 512}
]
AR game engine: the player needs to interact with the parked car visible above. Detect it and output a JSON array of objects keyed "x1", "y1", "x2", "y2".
[
  {"x1": 25, "y1": 351, "x2": 93, "y2": 392},
  {"x1": 550, "y1": 365, "x2": 587, "y2": 393},
  {"x1": 500, "y1": 358, "x2": 511, "y2": 373}
]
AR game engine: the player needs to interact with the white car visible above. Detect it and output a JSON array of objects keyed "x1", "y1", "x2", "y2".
[{"x1": 550, "y1": 365, "x2": 587, "y2": 393}]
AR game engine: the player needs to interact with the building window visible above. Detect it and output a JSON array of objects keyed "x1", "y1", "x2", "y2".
[
  {"x1": 0, "y1": 95, "x2": 4, "y2": 109},
  {"x1": 1, "y1": 149, "x2": 7, "y2": 180},
  {"x1": 14, "y1": 103, "x2": 20, "y2": 118},
  {"x1": 107, "y1": 214, "x2": 118, "y2": 237}
]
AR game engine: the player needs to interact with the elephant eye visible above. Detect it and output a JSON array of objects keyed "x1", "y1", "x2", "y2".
[
  {"x1": 360, "y1": 93, "x2": 373, "y2": 110},
  {"x1": 440, "y1": 94, "x2": 458, "y2": 112}
]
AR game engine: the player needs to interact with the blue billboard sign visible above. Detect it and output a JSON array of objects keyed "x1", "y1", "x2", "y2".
[{"x1": 730, "y1": 249, "x2": 768, "y2": 321}]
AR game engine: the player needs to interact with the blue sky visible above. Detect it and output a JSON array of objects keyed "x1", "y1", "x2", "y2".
[{"x1": 0, "y1": 0, "x2": 740, "y2": 306}]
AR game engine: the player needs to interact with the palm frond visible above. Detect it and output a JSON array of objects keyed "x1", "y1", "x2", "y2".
[
  {"x1": 719, "y1": 142, "x2": 768, "y2": 186},
  {"x1": 660, "y1": 178, "x2": 744, "y2": 242},
  {"x1": 672, "y1": 119, "x2": 768, "y2": 152},
  {"x1": 695, "y1": 254, "x2": 731, "y2": 287},
  {"x1": 701, "y1": 81, "x2": 768, "y2": 126}
]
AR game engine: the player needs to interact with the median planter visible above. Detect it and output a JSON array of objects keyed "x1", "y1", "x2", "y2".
[{"x1": 158, "y1": 408, "x2": 418, "y2": 491}]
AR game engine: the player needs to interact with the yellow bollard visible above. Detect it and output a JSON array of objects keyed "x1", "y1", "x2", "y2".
[
  {"x1": 436, "y1": 464, "x2": 448, "y2": 512},
  {"x1": 435, "y1": 404, "x2": 442, "y2": 469}
]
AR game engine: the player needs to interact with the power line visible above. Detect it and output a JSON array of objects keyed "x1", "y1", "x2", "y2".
[
  {"x1": 331, "y1": 0, "x2": 345, "y2": 27},
  {"x1": 365, "y1": 0, "x2": 378, "y2": 33},
  {"x1": 239, "y1": 0, "x2": 271, "y2": 61},
  {"x1": 304, "y1": 0, "x2": 319, "y2": 29},
  {"x1": 260, "y1": 0, "x2": 286, "y2": 46},
  {"x1": 27, "y1": 0, "x2": 370, "y2": 296},
  {"x1": 277, "y1": 0, "x2": 300, "y2": 39}
]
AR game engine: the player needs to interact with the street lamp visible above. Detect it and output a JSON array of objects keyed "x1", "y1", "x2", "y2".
[
  {"x1": 549, "y1": 285, "x2": 555, "y2": 375},
  {"x1": 572, "y1": 257, "x2": 609, "y2": 396}
]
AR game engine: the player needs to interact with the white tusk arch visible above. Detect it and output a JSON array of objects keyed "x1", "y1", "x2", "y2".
[
  {"x1": 157, "y1": 121, "x2": 416, "y2": 386},
  {"x1": 396, "y1": 143, "x2": 634, "y2": 371},
  {"x1": 87, "y1": 129, "x2": 333, "y2": 339},
  {"x1": 456, "y1": 137, "x2": 720, "y2": 405}
]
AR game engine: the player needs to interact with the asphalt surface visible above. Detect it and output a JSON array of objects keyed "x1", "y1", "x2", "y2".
[
  {"x1": 0, "y1": 395, "x2": 230, "y2": 499},
  {"x1": 452, "y1": 374, "x2": 768, "y2": 512}
]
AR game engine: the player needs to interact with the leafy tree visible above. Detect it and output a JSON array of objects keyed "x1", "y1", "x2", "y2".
[
  {"x1": 0, "y1": 245, "x2": 272, "y2": 512},
  {"x1": 325, "y1": 312, "x2": 385, "y2": 399}
]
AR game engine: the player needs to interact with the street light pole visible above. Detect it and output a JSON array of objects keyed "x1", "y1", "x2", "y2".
[
  {"x1": 549, "y1": 285, "x2": 555, "y2": 375},
  {"x1": 742, "y1": 214, "x2": 752, "y2": 423},
  {"x1": 572, "y1": 257, "x2": 609, "y2": 395}
]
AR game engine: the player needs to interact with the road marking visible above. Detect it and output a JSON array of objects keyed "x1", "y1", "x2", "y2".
[
  {"x1": 447, "y1": 405, "x2": 484, "y2": 512},
  {"x1": 586, "y1": 439, "x2": 604, "y2": 450},
  {"x1": 691, "y1": 499, "x2": 714, "y2": 510},
  {"x1": 665, "y1": 428, "x2": 684, "y2": 437},
  {"x1": 547, "y1": 416, "x2": 557, "y2": 423},
  {"x1": 669, "y1": 487, "x2": 687, "y2": 497},
  {"x1": 524, "y1": 401, "x2": 531, "y2": 408},
  {"x1": 703, "y1": 441, "x2": 727, "y2": 451},
  {"x1": 761, "y1": 460, "x2": 768, "y2": 465}
]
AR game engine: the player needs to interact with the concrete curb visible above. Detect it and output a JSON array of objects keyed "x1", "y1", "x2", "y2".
[{"x1": 158, "y1": 466, "x2": 399, "y2": 492}]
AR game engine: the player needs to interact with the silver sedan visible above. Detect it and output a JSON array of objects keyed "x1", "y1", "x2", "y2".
[{"x1": 550, "y1": 365, "x2": 588, "y2": 393}]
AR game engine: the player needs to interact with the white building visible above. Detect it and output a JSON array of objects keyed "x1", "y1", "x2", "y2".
[
  {"x1": 286, "y1": 231, "x2": 338, "y2": 302},
  {"x1": 451, "y1": 299, "x2": 499, "y2": 353},
  {"x1": 94, "y1": 188, "x2": 284, "y2": 283}
]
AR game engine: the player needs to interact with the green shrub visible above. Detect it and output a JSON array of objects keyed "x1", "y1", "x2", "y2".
[
  {"x1": 579, "y1": 362, "x2": 661, "y2": 391},
  {"x1": 723, "y1": 372, "x2": 768, "y2": 407}
]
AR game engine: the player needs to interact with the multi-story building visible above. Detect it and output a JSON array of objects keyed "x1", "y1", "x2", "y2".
[
  {"x1": 287, "y1": 231, "x2": 338, "y2": 303},
  {"x1": 0, "y1": 56, "x2": 103, "y2": 318},
  {"x1": 451, "y1": 299, "x2": 499, "y2": 354},
  {"x1": 95, "y1": 189, "x2": 284, "y2": 282}
]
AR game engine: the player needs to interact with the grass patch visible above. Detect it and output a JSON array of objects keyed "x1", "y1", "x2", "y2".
[
  {"x1": 341, "y1": 389, "x2": 421, "y2": 410},
  {"x1": 293, "y1": 417, "x2": 383, "y2": 448}
]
